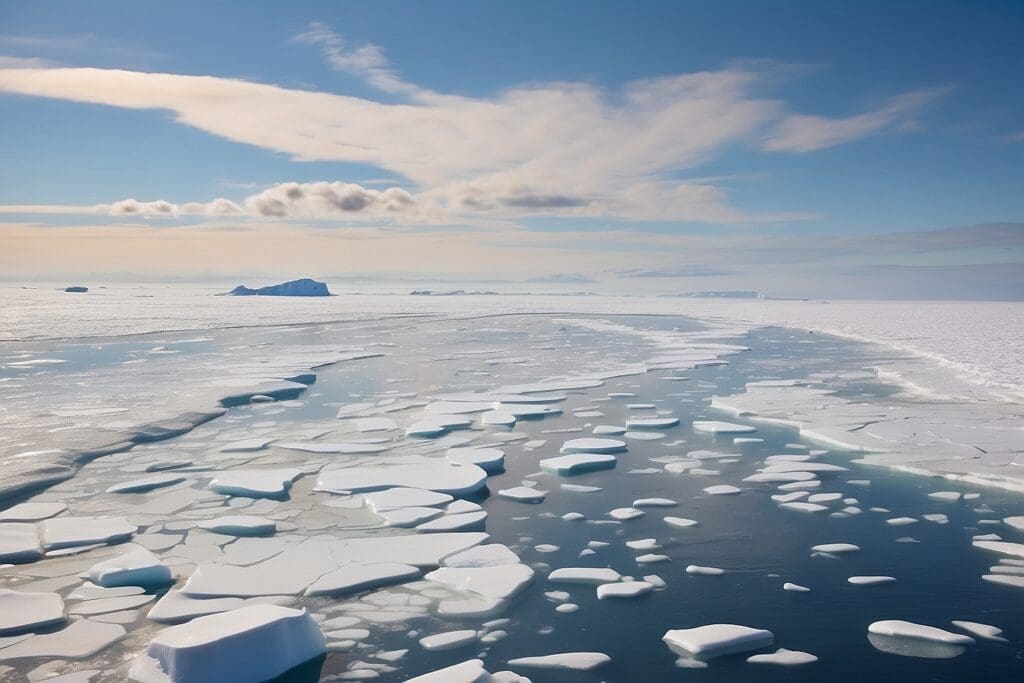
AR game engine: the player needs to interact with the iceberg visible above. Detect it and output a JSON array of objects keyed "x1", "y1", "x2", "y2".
[{"x1": 225, "y1": 278, "x2": 331, "y2": 297}]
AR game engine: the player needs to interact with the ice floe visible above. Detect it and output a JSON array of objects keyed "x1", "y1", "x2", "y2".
[
  {"x1": 663, "y1": 624, "x2": 773, "y2": 658},
  {"x1": 507, "y1": 652, "x2": 610, "y2": 671},
  {"x1": 559, "y1": 438, "x2": 626, "y2": 454},
  {"x1": 209, "y1": 468, "x2": 302, "y2": 498},
  {"x1": 86, "y1": 546, "x2": 173, "y2": 587},
  {"x1": 0, "y1": 589, "x2": 66, "y2": 635},
  {"x1": 539, "y1": 453, "x2": 616, "y2": 475},
  {"x1": 747, "y1": 648, "x2": 817, "y2": 665},
  {"x1": 318, "y1": 462, "x2": 488, "y2": 496}
]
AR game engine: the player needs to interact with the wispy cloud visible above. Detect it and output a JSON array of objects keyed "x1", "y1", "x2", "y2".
[{"x1": 762, "y1": 87, "x2": 951, "y2": 152}]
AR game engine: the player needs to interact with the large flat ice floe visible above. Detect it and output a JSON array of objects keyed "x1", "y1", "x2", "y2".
[
  {"x1": 540, "y1": 453, "x2": 617, "y2": 475},
  {"x1": 559, "y1": 438, "x2": 627, "y2": 454},
  {"x1": 507, "y1": 652, "x2": 611, "y2": 670},
  {"x1": 0, "y1": 589, "x2": 66, "y2": 635},
  {"x1": 130, "y1": 605, "x2": 326, "y2": 682},
  {"x1": 317, "y1": 462, "x2": 488, "y2": 496}
]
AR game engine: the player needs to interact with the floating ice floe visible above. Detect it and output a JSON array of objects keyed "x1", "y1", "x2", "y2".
[
  {"x1": 703, "y1": 485, "x2": 741, "y2": 496},
  {"x1": 886, "y1": 517, "x2": 918, "y2": 526},
  {"x1": 780, "y1": 502, "x2": 829, "y2": 513},
  {"x1": 609, "y1": 507, "x2": 645, "y2": 521},
  {"x1": 147, "y1": 591, "x2": 244, "y2": 624},
  {"x1": 318, "y1": 462, "x2": 488, "y2": 496},
  {"x1": 747, "y1": 648, "x2": 817, "y2": 665},
  {"x1": 625, "y1": 417, "x2": 679, "y2": 429},
  {"x1": 363, "y1": 488, "x2": 453, "y2": 511},
  {"x1": 447, "y1": 447, "x2": 505, "y2": 474},
  {"x1": 378, "y1": 507, "x2": 444, "y2": 528},
  {"x1": 540, "y1": 453, "x2": 616, "y2": 475},
  {"x1": 307, "y1": 563, "x2": 421, "y2": 597},
  {"x1": 498, "y1": 486, "x2": 547, "y2": 503},
  {"x1": 783, "y1": 582, "x2": 810, "y2": 592},
  {"x1": 0, "y1": 523, "x2": 41, "y2": 563},
  {"x1": 0, "y1": 589, "x2": 66, "y2": 635},
  {"x1": 419, "y1": 630, "x2": 478, "y2": 651},
  {"x1": 198, "y1": 515, "x2": 277, "y2": 537},
  {"x1": 663, "y1": 624, "x2": 773, "y2": 658},
  {"x1": 482, "y1": 411, "x2": 517, "y2": 428},
  {"x1": 416, "y1": 511, "x2": 488, "y2": 532},
  {"x1": 129, "y1": 605, "x2": 325, "y2": 683},
  {"x1": 42, "y1": 517, "x2": 136, "y2": 550},
  {"x1": 867, "y1": 620, "x2": 974, "y2": 645},
  {"x1": 425, "y1": 564, "x2": 535, "y2": 605},
  {"x1": 593, "y1": 425, "x2": 626, "y2": 435},
  {"x1": 810, "y1": 543, "x2": 860, "y2": 554},
  {"x1": 928, "y1": 491, "x2": 962, "y2": 502},
  {"x1": 405, "y1": 659, "x2": 491, "y2": 683},
  {"x1": 0, "y1": 502, "x2": 66, "y2": 522},
  {"x1": 597, "y1": 581, "x2": 653, "y2": 599},
  {"x1": 276, "y1": 441, "x2": 390, "y2": 454},
  {"x1": 849, "y1": 576, "x2": 896, "y2": 586},
  {"x1": 0, "y1": 619, "x2": 126, "y2": 662},
  {"x1": 507, "y1": 652, "x2": 610, "y2": 671},
  {"x1": 86, "y1": 546, "x2": 173, "y2": 587},
  {"x1": 633, "y1": 498, "x2": 676, "y2": 507},
  {"x1": 951, "y1": 621, "x2": 1006, "y2": 642},
  {"x1": 560, "y1": 438, "x2": 626, "y2": 454},
  {"x1": 561, "y1": 484, "x2": 602, "y2": 493},
  {"x1": 692, "y1": 421, "x2": 756, "y2": 434},
  {"x1": 209, "y1": 468, "x2": 302, "y2": 498},
  {"x1": 1003, "y1": 516, "x2": 1024, "y2": 531},
  {"x1": 981, "y1": 574, "x2": 1024, "y2": 589},
  {"x1": 664, "y1": 516, "x2": 699, "y2": 528},
  {"x1": 548, "y1": 568, "x2": 621, "y2": 585},
  {"x1": 442, "y1": 543, "x2": 520, "y2": 568},
  {"x1": 686, "y1": 565, "x2": 724, "y2": 576},
  {"x1": 106, "y1": 474, "x2": 186, "y2": 494}
]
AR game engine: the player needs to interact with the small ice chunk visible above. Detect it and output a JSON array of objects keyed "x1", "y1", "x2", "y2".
[
  {"x1": 498, "y1": 487, "x2": 547, "y2": 503},
  {"x1": 556, "y1": 603, "x2": 579, "y2": 613},
  {"x1": 633, "y1": 498, "x2": 676, "y2": 508},
  {"x1": 928, "y1": 491, "x2": 962, "y2": 502},
  {"x1": 87, "y1": 546, "x2": 173, "y2": 588},
  {"x1": 848, "y1": 576, "x2": 896, "y2": 586},
  {"x1": 596, "y1": 581, "x2": 653, "y2": 599},
  {"x1": 198, "y1": 516, "x2": 276, "y2": 537},
  {"x1": 807, "y1": 493, "x2": 843, "y2": 503},
  {"x1": 592, "y1": 425, "x2": 626, "y2": 435},
  {"x1": 703, "y1": 485, "x2": 741, "y2": 496},
  {"x1": 636, "y1": 554, "x2": 669, "y2": 564},
  {"x1": 561, "y1": 484, "x2": 602, "y2": 493},
  {"x1": 663, "y1": 624, "x2": 773, "y2": 658},
  {"x1": 609, "y1": 507, "x2": 645, "y2": 521},
  {"x1": 416, "y1": 511, "x2": 487, "y2": 532},
  {"x1": 379, "y1": 507, "x2": 445, "y2": 528},
  {"x1": 780, "y1": 502, "x2": 828, "y2": 514},
  {"x1": 625, "y1": 417, "x2": 679, "y2": 429},
  {"x1": 810, "y1": 543, "x2": 860, "y2": 554},
  {"x1": 747, "y1": 648, "x2": 817, "y2": 665},
  {"x1": 548, "y1": 568, "x2": 621, "y2": 585},
  {"x1": 664, "y1": 517, "x2": 699, "y2": 528},
  {"x1": 535, "y1": 544, "x2": 559, "y2": 553},
  {"x1": 886, "y1": 517, "x2": 918, "y2": 526},
  {"x1": 686, "y1": 565, "x2": 724, "y2": 576},
  {"x1": 783, "y1": 582, "x2": 810, "y2": 592},
  {"x1": 318, "y1": 463, "x2": 487, "y2": 496},
  {"x1": 626, "y1": 538, "x2": 659, "y2": 551},
  {"x1": 405, "y1": 659, "x2": 489, "y2": 683},
  {"x1": 425, "y1": 565, "x2": 535, "y2": 602},
  {"x1": 560, "y1": 438, "x2": 626, "y2": 454},
  {"x1": 562, "y1": 512, "x2": 584, "y2": 521},
  {"x1": 867, "y1": 620, "x2": 974, "y2": 645},
  {"x1": 0, "y1": 589, "x2": 65, "y2": 635},
  {"x1": 1003, "y1": 516, "x2": 1024, "y2": 531},
  {"x1": 129, "y1": 605, "x2": 325, "y2": 682},
  {"x1": 507, "y1": 652, "x2": 610, "y2": 670},
  {"x1": 950, "y1": 621, "x2": 1006, "y2": 642},
  {"x1": 419, "y1": 630, "x2": 478, "y2": 651}
]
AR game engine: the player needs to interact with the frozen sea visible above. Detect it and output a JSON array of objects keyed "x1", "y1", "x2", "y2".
[{"x1": 0, "y1": 285, "x2": 1022, "y2": 682}]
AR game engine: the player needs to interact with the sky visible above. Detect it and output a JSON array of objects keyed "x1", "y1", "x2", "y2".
[{"x1": 0, "y1": 0, "x2": 1022, "y2": 299}]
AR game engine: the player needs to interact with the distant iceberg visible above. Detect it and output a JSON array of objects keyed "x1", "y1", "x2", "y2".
[
  {"x1": 224, "y1": 278, "x2": 331, "y2": 297},
  {"x1": 64, "y1": 286, "x2": 88, "y2": 293}
]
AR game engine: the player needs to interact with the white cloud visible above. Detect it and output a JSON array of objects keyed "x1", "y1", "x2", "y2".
[
  {"x1": 0, "y1": 26, "x2": 946, "y2": 224},
  {"x1": 762, "y1": 87, "x2": 949, "y2": 152}
]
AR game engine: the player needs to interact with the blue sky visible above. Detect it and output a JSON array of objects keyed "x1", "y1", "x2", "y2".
[{"x1": 0, "y1": 1, "x2": 1021, "y2": 298}]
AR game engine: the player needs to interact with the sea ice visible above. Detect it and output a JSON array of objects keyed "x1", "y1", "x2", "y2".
[
  {"x1": 664, "y1": 517, "x2": 699, "y2": 528},
  {"x1": 419, "y1": 630, "x2": 478, "y2": 651},
  {"x1": 424, "y1": 564, "x2": 535, "y2": 602},
  {"x1": 633, "y1": 498, "x2": 676, "y2": 507},
  {"x1": 442, "y1": 544, "x2": 520, "y2": 568},
  {"x1": 783, "y1": 582, "x2": 810, "y2": 592},
  {"x1": 747, "y1": 648, "x2": 817, "y2": 665},
  {"x1": 596, "y1": 581, "x2": 653, "y2": 599},
  {"x1": 780, "y1": 502, "x2": 829, "y2": 513},
  {"x1": 507, "y1": 653, "x2": 610, "y2": 670},
  {"x1": 886, "y1": 517, "x2": 918, "y2": 526},
  {"x1": 609, "y1": 507, "x2": 645, "y2": 520},
  {"x1": 0, "y1": 502, "x2": 66, "y2": 522},
  {"x1": 106, "y1": 473, "x2": 186, "y2": 494},
  {"x1": 447, "y1": 447, "x2": 505, "y2": 474},
  {"x1": 318, "y1": 463, "x2": 488, "y2": 496},
  {"x1": 950, "y1": 621, "x2": 1006, "y2": 642},
  {"x1": 86, "y1": 546, "x2": 173, "y2": 587},
  {"x1": 692, "y1": 421, "x2": 756, "y2": 434},
  {"x1": 363, "y1": 488, "x2": 453, "y2": 511},
  {"x1": 0, "y1": 589, "x2": 65, "y2": 635},
  {"x1": 702, "y1": 485, "x2": 741, "y2": 496},
  {"x1": 42, "y1": 517, "x2": 136, "y2": 550},
  {"x1": 0, "y1": 523, "x2": 41, "y2": 563},
  {"x1": 539, "y1": 453, "x2": 616, "y2": 475},
  {"x1": 810, "y1": 543, "x2": 860, "y2": 554},
  {"x1": 306, "y1": 563, "x2": 421, "y2": 597},
  {"x1": 498, "y1": 486, "x2": 547, "y2": 503},
  {"x1": 559, "y1": 438, "x2": 626, "y2": 454},
  {"x1": 0, "y1": 620, "x2": 125, "y2": 662},
  {"x1": 129, "y1": 605, "x2": 325, "y2": 682},
  {"x1": 547, "y1": 568, "x2": 621, "y2": 585},
  {"x1": 848, "y1": 576, "x2": 896, "y2": 586},
  {"x1": 928, "y1": 491, "x2": 962, "y2": 502},
  {"x1": 686, "y1": 565, "x2": 724, "y2": 576},
  {"x1": 625, "y1": 417, "x2": 679, "y2": 429},
  {"x1": 867, "y1": 620, "x2": 974, "y2": 645},
  {"x1": 209, "y1": 468, "x2": 302, "y2": 498},
  {"x1": 416, "y1": 511, "x2": 488, "y2": 532},
  {"x1": 198, "y1": 516, "x2": 277, "y2": 536},
  {"x1": 663, "y1": 624, "x2": 774, "y2": 658}
]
